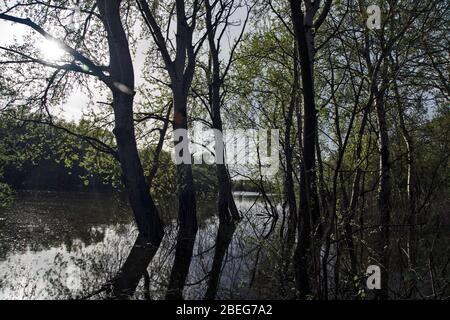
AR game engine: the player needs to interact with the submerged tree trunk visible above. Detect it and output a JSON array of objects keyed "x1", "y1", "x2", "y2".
[
  {"x1": 204, "y1": 0, "x2": 240, "y2": 225},
  {"x1": 201, "y1": 1, "x2": 241, "y2": 299},
  {"x1": 111, "y1": 234, "x2": 161, "y2": 298},
  {"x1": 135, "y1": 0, "x2": 201, "y2": 300},
  {"x1": 166, "y1": 87, "x2": 198, "y2": 300},
  {"x1": 204, "y1": 223, "x2": 236, "y2": 300},
  {"x1": 97, "y1": 0, "x2": 164, "y2": 298},
  {"x1": 210, "y1": 77, "x2": 239, "y2": 225}
]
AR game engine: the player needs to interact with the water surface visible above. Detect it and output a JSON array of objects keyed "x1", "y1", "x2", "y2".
[{"x1": 0, "y1": 191, "x2": 272, "y2": 299}]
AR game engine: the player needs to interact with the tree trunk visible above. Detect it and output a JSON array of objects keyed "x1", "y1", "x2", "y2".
[
  {"x1": 211, "y1": 82, "x2": 239, "y2": 224},
  {"x1": 344, "y1": 104, "x2": 370, "y2": 296},
  {"x1": 205, "y1": 0, "x2": 240, "y2": 225},
  {"x1": 393, "y1": 80, "x2": 418, "y2": 297},
  {"x1": 374, "y1": 86, "x2": 391, "y2": 300},
  {"x1": 165, "y1": 86, "x2": 198, "y2": 300},
  {"x1": 393, "y1": 81, "x2": 417, "y2": 270},
  {"x1": 290, "y1": 0, "x2": 321, "y2": 299},
  {"x1": 97, "y1": 0, "x2": 164, "y2": 298},
  {"x1": 204, "y1": 223, "x2": 236, "y2": 300},
  {"x1": 284, "y1": 49, "x2": 299, "y2": 253}
]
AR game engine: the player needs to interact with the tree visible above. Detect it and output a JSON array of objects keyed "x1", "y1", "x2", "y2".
[
  {"x1": 0, "y1": 0, "x2": 165, "y2": 298},
  {"x1": 289, "y1": 0, "x2": 331, "y2": 299},
  {"x1": 202, "y1": 0, "x2": 250, "y2": 225},
  {"x1": 135, "y1": 0, "x2": 205, "y2": 299}
]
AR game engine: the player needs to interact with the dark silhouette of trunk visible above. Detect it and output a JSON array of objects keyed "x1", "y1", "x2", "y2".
[
  {"x1": 290, "y1": 0, "x2": 326, "y2": 299},
  {"x1": 360, "y1": 9, "x2": 392, "y2": 297},
  {"x1": 344, "y1": 102, "x2": 370, "y2": 296},
  {"x1": 204, "y1": 223, "x2": 236, "y2": 300},
  {"x1": 96, "y1": 0, "x2": 164, "y2": 298},
  {"x1": 136, "y1": 0, "x2": 202, "y2": 299},
  {"x1": 111, "y1": 234, "x2": 161, "y2": 298},
  {"x1": 283, "y1": 48, "x2": 299, "y2": 254},
  {"x1": 166, "y1": 86, "x2": 198, "y2": 300},
  {"x1": 210, "y1": 76, "x2": 239, "y2": 224},
  {"x1": 204, "y1": 0, "x2": 240, "y2": 225},
  {"x1": 321, "y1": 71, "x2": 360, "y2": 298},
  {"x1": 201, "y1": 2, "x2": 242, "y2": 299}
]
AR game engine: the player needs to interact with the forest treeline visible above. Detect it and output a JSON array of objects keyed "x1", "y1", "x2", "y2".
[
  {"x1": 0, "y1": 0, "x2": 449, "y2": 299},
  {"x1": 0, "y1": 111, "x2": 225, "y2": 197}
]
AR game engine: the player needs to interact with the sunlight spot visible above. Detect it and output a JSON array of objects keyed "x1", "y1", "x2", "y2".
[{"x1": 37, "y1": 39, "x2": 64, "y2": 61}]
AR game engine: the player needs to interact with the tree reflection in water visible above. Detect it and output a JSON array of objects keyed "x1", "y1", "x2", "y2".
[
  {"x1": 3, "y1": 191, "x2": 444, "y2": 299},
  {"x1": 0, "y1": 191, "x2": 275, "y2": 299}
]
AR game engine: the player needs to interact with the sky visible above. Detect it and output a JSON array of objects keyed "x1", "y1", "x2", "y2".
[
  {"x1": 0, "y1": 2, "x2": 270, "y2": 176},
  {"x1": 0, "y1": 2, "x2": 249, "y2": 122},
  {"x1": 0, "y1": 17, "x2": 149, "y2": 122}
]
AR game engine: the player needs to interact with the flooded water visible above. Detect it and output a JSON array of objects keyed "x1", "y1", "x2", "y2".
[
  {"x1": 0, "y1": 191, "x2": 276, "y2": 299},
  {"x1": 1, "y1": 191, "x2": 448, "y2": 300}
]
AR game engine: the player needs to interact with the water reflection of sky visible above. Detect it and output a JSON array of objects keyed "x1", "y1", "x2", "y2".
[
  {"x1": 0, "y1": 191, "x2": 276, "y2": 299},
  {"x1": 0, "y1": 222, "x2": 136, "y2": 299}
]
